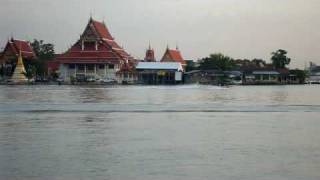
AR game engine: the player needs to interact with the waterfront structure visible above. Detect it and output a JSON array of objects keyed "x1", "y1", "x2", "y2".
[
  {"x1": 136, "y1": 62, "x2": 183, "y2": 84},
  {"x1": 56, "y1": 18, "x2": 135, "y2": 83},
  {"x1": 144, "y1": 45, "x2": 156, "y2": 62},
  {"x1": 308, "y1": 62, "x2": 320, "y2": 83},
  {"x1": 249, "y1": 70, "x2": 280, "y2": 84},
  {"x1": 232, "y1": 59, "x2": 300, "y2": 84},
  {"x1": 184, "y1": 70, "x2": 225, "y2": 85},
  {"x1": 161, "y1": 46, "x2": 186, "y2": 68},
  {"x1": 0, "y1": 38, "x2": 35, "y2": 78},
  {"x1": 10, "y1": 52, "x2": 28, "y2": 83},
  {"x1": 184, "y1": 62, "x2": 299, "y2": 85}
]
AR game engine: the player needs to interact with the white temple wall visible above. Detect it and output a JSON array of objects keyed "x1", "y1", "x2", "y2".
[{"x1": 59, "y1": 63, "x2": 120, "y2": 82}]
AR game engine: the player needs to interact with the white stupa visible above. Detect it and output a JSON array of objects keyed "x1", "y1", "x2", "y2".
[{"x1": 10, "y1": 52, "x2": 28, "y2": 83}]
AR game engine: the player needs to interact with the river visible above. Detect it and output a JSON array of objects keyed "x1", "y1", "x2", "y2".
[{"x1": 0, "y1": 85, "x2": 320, "y2": 180}]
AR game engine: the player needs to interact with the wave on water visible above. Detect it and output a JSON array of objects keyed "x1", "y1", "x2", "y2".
[
  {"x1": 1, "y1": 103, "x2": 320, "y2": 113},
  {"x1": 1, "y1": 85, "x2": 320, "y2": 114},
  {"x1": 72, "y1": 84, "x2": 229, "y2": 90},
  {"x1": 0, "y1": 84, "x2": 229, "y2": 91},
  {"x1": 12, "y1": 109, "x2": 316, "y2": 113}
]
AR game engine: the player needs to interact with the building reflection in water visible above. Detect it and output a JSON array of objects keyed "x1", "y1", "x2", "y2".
[
  {"x1": 269, "y1": 89, "x2": 289, "y2": 103},
  {"x1": 68, "y1": 86, "x2": 114, "y2": 103}
]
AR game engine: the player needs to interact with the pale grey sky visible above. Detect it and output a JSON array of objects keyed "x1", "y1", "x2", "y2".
[{"x1": 1, "y1": 0, "x2": 320, "y2": 68}]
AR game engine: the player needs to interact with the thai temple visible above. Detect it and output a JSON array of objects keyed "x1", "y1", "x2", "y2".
[
  {"x1": 0, "y1": 18, "x2": 188, "y2": 85},
  {"x1": 56, "y1": 17, "x2": 136, "y2": 83},
  {"x1": 0, "y1": 38, "x2": 35, "y2": 80}
]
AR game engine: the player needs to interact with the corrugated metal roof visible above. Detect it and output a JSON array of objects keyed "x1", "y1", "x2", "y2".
[
  {"x1": 136, "y1": 62, "x2": 183, "y2": 71},
  {"x1": 252, "y1": 71, "x2": 280, "y2": 75}
]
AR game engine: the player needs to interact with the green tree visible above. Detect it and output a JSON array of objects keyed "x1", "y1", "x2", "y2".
[
  {"x1": 185, "y1": 60, "x2": 196, "y2": 72},
  {"x1": 199, "y1": 53, "x2": 234, "y2": 71},
  {"x1": 22, "y1": 65, "x2": 36, "y2": 82},
  {"x1": 289, "y1": 69, "x2": 307, "y2": 84},
  {"x1": 30, "y1": 39, "x2": 55, "y2": 77},
  {"x1": 271, "y1": 49, "x2": 291, "y2": 68}
]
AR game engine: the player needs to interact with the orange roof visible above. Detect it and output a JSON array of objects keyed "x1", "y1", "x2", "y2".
[{"x1": 161, "y1": 48, "x2": 186, "y2": 65}]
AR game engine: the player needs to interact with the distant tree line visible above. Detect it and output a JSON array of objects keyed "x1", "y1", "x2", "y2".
[
  {"x1": 183, "y1": 49, "x2": 307, "y2": 83},
  {"x1": 198, "y1": 53, "x2": 235, "y2": 71},
  {"x1": 195, "y1": 49, "x2": 293, "y2": 71},
  {"x1": 187, "y1": 49, "x2": 305, "y2": 71}
]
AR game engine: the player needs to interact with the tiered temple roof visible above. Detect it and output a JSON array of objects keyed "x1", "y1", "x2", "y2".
[{"x1": 56, "y1": 18, "x2": 133, "y2": 65}]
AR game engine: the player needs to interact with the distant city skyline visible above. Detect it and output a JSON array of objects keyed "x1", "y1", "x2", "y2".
[{"x1": 1, "y1": 0, "x2": 320, "y2": 68}]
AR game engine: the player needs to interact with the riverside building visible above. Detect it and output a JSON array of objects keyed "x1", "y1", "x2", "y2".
[
  {"x1": 56, "y1": 18, "x2": 136, "y2": 83},
  {"x1": 135, "y1": 45, "x2": 186, "y2": 84}
]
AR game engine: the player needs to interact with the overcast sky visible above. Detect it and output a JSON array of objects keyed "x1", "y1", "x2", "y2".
[{"x1": 1, "y1": 0, "x2": 320, "y2": 68}]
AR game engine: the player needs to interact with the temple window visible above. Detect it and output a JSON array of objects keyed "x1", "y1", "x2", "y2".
[
  {"x1": 87, "y1": 64, "x2": 95, "y2": 71},
  {"x1": 83, "y1": 42, "x2": 96, "y2": 51},
  {"x1": 78, "y1": 65, "x2": 85, "y2": 71},
  {"x1": 99, "y1": 64, "x2": 105, "y2": 69},
  {"x1": 108, "y1": 64, "x2": 114, "y2": 69},
  {"x1": 69, "y1": 64, "x2": 75, "y2": 69}
]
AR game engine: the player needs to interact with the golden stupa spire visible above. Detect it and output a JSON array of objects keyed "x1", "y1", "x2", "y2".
[{"x1": 10, "y1": 50, "x2": 28, "y2": 83}]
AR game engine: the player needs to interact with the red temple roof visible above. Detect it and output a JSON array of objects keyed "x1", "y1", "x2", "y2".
[
  {"x1": 91, "y1": 19, "x2": 114, "y2": 40},
  {"x1": 161, "y1": 48, "x2": 186, "y2": 65},
  {"x1": 56, "y1": 18, "x2": 133, "y2": 64},
  {"x1": 2, "y1": 38, "x2": 35, "y2": 59}
]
